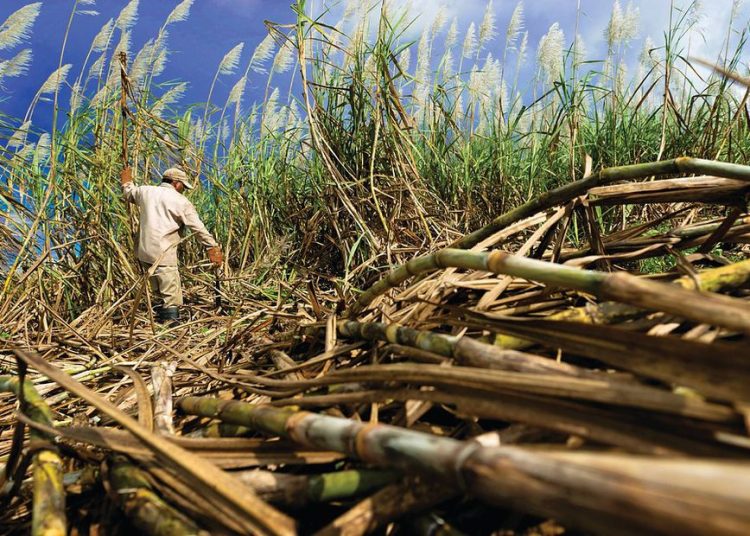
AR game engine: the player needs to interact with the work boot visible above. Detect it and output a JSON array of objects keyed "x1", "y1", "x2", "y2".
[{"x1": 156, "y1": 306, "x2": 181, "y2": 326}]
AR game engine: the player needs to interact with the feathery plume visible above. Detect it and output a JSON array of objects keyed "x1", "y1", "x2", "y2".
[
  {"x1": 484, "y1": 54, "x2": 502, "y2": 93},
  {"x1": 87, "y1": 53, "x2": 106, "y2": 83},
  {"x1": 91, "y1": 19, "x2": 114, "y2": 53},
  {"x1": 34, "y1": 132, "x2": 50, "y2": 163},
  {"x1": 235, "y1": 120, "x2": 249, "y2": 147},
  {"x1": 517, "y1": 99, "x2": 531, "y2": 132},
  {"x1": 639, "y1": 36, "x2": 659, "y2": 70},
  {"x1": 383, "y1": 0, "x2": 409, "y2": 18},
  {"x1": 250, "y1": 33, "x2": 276, "y2": 74},
  {"x1": 218, "y1": 42, "x2": 244, "y2": 76},
  {"x1": 39, "y1": 64, "x2": 72, "y2": 95},
  {"x1": 113, "y1": 29, "x2": 131, "y2": 57},
  {"x1": 462, "y1": 22, "x2": 478, "y2": 59},
  {"x1": 70, "y1": 81, "x2": 83, "y2": 114},
  {"x1": 442, "y1": 48, "x2": 454, "y2": 80},
  {"x1": 731, "y1": 0, "x2": 743, "y2": 21},
  {"x1": 0, "y1": 48, "x2": 32, "y2": 80},
  {"x1": 0, "y1": 3, "x2": 42, "y2": 52},
  {"x1": 150, "y1": 39, "x2": 169, "y2": 79},
  {"x1": 506, "y1": 2, "x2": 524, "y2": 50},
  {"x1": 272, "y1": 40, "x2": 295, "y2": 74},
  {"x1": 274, "y1": 106, "x2": 289, "y2": 134},
  {"x1": 364, "y1": 54, "x2": 377, "y2": 82},
  {"x1": 342, "y1": 0, "x2": 359, "y2": 22},
  {"x1": 416, "y1": 26, "x2": 430, "y2": 67},
  {"x1": 397, "y1": 47, "x2": 411, "y2": 73},
  {"x1": 248, "y1": 103, "x2": 259, "y2": 129},
  {"x1": 263, "y1": 87, "x2": 280, "y2": 133},
  {"x1": 15, "y1": 144, "x2": 34, "y2": 162},
  {"x1": 615, "y1": 59, "x2": 628, "y2": 94},
  {"x1": 508, "y1": 90, "x2": 522, "y2": 118},
  {"x1": 687, "y1": 1, "x2": 703, "y2": 26},
  {"x1": 445, "y1": 17, "x2": 459, "y2": 50},
  {"x1": 219, "y1": 118, "x2": 230, "y2": 145},
  {"x1": 350, "y1": 15, "x2": 366, "y2": 52},
  {"x1": 130, "y1": 38, "x2": 155, "y2": 85},
  {"x1": 606, "y1": 1, "x2": 639, "y2": 51},
  {"x1": 115, "y1": 0, "x2": 139, "y2": 31},
  {"x1": 477, "y1": 54, "x2": 501, "y2": 111},
  {"x1": 227, "y1": 76, "x2": 246, "y2": 106},
  {"x1": 189, "y1": 118, "x2": 203, "y2": 144},
  {"x1": 154, "y1": 82, "x2": 187, "y2": 116},
  {"x1": 623, "y1": 2, "x2": 640, "y2": 40},
  {"x1": 165, "y1": 0, "x2": 194, "y2": 26},
  {"x1": 605, "y1": 1, "x2": 623, "y2": 51},
  {"x1": 468, "y1": 64, "x2": 482, "y2": 100},
  {"x1": 7, "y1": 120, "x2": 31, "y2": 149},
  {"x1": 518, "y1": 31, "x2": 528, "y2": 64},
  {"x1": 415, "y1": 27, "x2": 431, "y2": 86},
  {"x1": 537, "y1": 22, "x2": 565, "y2": 84},
  {"x1": 266, "y1": 87, "x2": 280, "y2": 112},
  {"x1": 431, "y1": 6, "x2": 448, "y2": 37},
  {"x1": 287, "y1": 101, "x2": 305, "y2": 136},
  {"x1": 478, "y1": 0, "x2": 497, "y2": 48},
  {"x1": 327, "y1": 20, "x2": 343, "y2": 54},
  {"x1": 573, "y1": 33, "x2": 586, "y2": 64},
  {"x1": 452, "y1": 90, "x2": 464, "y2": 122}
]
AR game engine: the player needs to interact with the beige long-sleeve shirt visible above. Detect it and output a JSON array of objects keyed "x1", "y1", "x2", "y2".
[{"x1": 122, "y1": 181, "x2": 218, "y2": 266}]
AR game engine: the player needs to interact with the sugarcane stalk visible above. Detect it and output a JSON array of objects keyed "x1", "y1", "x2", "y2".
[
  {"x1": 672, "y1": 216, "x2": 750, "y2": 240},
  {"x1": 271, "y1": 388, "x2": 735, "y2": 456},
  {"x1": 107, "y1": 456, "x2": 206, "y2": 536},
  {"x1": 0, "y1": 376, "x2": 65, "y2": 536},
  {"x1": 12, "y1": 348, "x2": 296, "y2": 536},
  {"x1": 452, "y1": 157, "x2": 750, "y2": 250},
  {"x1": 349, "y1": 249, "x2": 485, "y2": 316},
  {"x1": 118, "y1": 51, "x2": 130, "y2": 170},
  {"x1": 495, "y1": 258, "x2": 750, "y2": 349},
  {"x1": 233, "y1": 468, "x2": 399, "y2": 507},
  {"x1": 189, "y1": 422, "x2": 254, "y2": 438},
  {"x1": 201, "y1": 355, "x2": 732, "y2": 420},
  {"x1": 350, "y1": 249, "x2": 750, "y2": 335},
  {"x1": 337, "y1": 320, "x2": 603, "y2": 378},
  {"x1": 351, "y1": 158, "x2": 750, "y2": 316},
  {"x1": 314, "y1": 475, "x2": 454, "y2": 536},
  {"x1": 176, "y1": 397, "x2": 750, "y2": 536},
  {"x1": 556, "y1": 218, "x2": 750, "y2": 263},
  {"x1": 486, "y1": 251, "x2": 750, "y2": 335},
  {"x1": 321, "y1": 363, "x2": 733, "y2": 421},
  {"x1": 151, "y1": 362, "x2": 176, "y2": 435},
  {"x1": 405, "y1": 512, "x2": 467, "y2": 536}
]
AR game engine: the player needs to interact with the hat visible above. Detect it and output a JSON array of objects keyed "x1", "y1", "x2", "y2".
[{"x1": 162, "y1": 167, "x2": 194, "y2": 190}]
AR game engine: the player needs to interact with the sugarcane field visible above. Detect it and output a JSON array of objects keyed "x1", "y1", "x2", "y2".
[{"x1": 2, "y1": 0, "x2": 750, "y2": 534}]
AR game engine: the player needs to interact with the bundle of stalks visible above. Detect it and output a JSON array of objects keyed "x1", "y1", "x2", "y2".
[
  {"x1": 2, "y1": 1, "x2": 750, "y2": 534},
  {"x1": 2, "y1": 152, "x2": 749, "y2": 534}
]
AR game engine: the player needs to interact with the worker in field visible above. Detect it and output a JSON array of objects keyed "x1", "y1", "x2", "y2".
[{"x1": 120, "y1": 166, "x2": 223, "y2": 323}]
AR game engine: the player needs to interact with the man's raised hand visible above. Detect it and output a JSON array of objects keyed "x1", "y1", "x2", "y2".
[
  {"x1": 208, "y1": 246, "x2": 223, "y2": 268},
  {"x1": 120, "y1": 166, "x2": 132, "y2": 185}
]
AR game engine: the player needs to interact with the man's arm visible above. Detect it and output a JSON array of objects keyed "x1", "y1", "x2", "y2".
[
  {"x1": 180, "y1": 202, "x2": 223, "y2": 266},
  {"x1": 120, "y1": 167, "x2": 139, "y2": 203}
]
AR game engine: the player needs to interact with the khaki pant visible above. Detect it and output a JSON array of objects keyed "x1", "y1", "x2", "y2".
[{"x1": 141, "y1": 262, "x2": 183, "y2": 308}]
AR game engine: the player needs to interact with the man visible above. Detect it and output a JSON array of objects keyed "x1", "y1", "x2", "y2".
[{"x1": 120, "y1": 166, "x2": 223, "y2": 323}]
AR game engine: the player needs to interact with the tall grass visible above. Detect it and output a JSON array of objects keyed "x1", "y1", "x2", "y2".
[{"x1": 1, "y1": 0, "x2": 749, "y2": 322}]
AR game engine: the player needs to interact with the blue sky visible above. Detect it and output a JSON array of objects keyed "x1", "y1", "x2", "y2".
[
  {"x1": 0, "y1": 0, "x2": 295, "y2": 127},
  {"x1": 1, "y1": 0, "x2": 747, "y2": 132}
]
